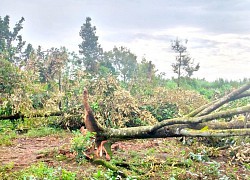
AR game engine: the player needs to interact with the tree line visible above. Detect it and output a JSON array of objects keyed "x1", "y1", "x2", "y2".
[{"x1": 1, "y1": 15, "x2": 248, "y2": 124}]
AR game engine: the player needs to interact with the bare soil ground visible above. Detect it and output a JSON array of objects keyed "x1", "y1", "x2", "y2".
[
  {"x1": 0, "y1": 134, "x2": 249, "y2": 179},
  {"x1": 0, "y1": 134, "x2": 72, "y2": 170}
]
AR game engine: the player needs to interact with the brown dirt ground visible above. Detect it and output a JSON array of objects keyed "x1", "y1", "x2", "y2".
[
  {"x1": 0, "y1": 134, "x2": 72, "y2": 170},
  {"x1": 0, "y1": 134, "x2": 249, "y2": 179},
  {"x1": 0, "y1": 134, "x2": 165, "y2": 169}
]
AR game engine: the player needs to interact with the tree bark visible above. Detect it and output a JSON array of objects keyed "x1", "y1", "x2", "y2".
[{"x1": 82, "y1": 82, "x2": 250, "y2": 142}]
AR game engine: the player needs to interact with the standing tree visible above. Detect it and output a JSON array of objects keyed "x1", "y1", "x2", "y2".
[
  {"x1": 79, "y1": 17, "x2": 103, "y2": 74},
  {"x1": 99, "y1": 51, "x2": 116, "y2": 77},
  {"x1": 108, "y1": 46, "x2": 137, "y2": 83},
  {"x1": 22, "y1": 43, "x2": 34, "y2": 64},
  {"x1": 137, "y1": 58, "x2": 157, "y2": 82},
  {"x1": 0, "y1": 15, "x2": 26, "y2": 65},
  {"x1": 171, "y1": 38, "x2": 200, "y2": 87}
]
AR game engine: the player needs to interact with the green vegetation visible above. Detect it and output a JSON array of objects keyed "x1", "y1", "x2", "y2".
[
  {"x1": 25, "y1": 127, "x2": 64, "y2": 138},
  {"x1": 0, "y1": 162, "x2": 76, "y2": 180},
  {"x1": 171, "y1": 38, "x2": 200, "y2": 87},
  {"x1": 0, "y1": 15, "x2": 249, "y2": 179},
  {"x1": 0, "y1": 129, "x2": 16, "y2": 146},
  {"x1": 70, "y1": 130, "x2": 96, "y2": 161}
]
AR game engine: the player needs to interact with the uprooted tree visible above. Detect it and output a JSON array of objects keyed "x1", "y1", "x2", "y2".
[{"x1": 82, "y1": 82, "x2": 250, "y2": 159}]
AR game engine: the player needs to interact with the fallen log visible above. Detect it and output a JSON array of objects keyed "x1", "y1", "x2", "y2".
[
  {"x1": 0, "y1": 111, "x2": 63, "y2": 121},
  {"x1": 81, "y1": 82, "x2": 250, "y2": 159}
]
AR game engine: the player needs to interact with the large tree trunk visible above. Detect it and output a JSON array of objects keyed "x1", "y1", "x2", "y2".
[{"x1": 83, "y1": 82, "x2": 250, "y2": 143}]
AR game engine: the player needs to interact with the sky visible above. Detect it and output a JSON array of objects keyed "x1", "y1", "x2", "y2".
[{"x1": 1, "y1": 0, "x2": 250, "y2": 81}]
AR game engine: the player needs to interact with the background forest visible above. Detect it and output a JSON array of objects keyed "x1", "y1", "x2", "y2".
[{"x1": 0, "y1": 16, "x2": 249, "y2": 179}]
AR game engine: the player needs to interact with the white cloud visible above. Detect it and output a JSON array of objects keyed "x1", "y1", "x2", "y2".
[
  {"x1": 1, "y1": 0, "x2": 250, "y2": 81},
  {"x1": 98, "y1": 26, "x2": 250, "y2": 81}
]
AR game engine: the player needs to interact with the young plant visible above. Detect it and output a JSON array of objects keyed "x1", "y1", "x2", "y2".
[{"x1": 70, "y1": 130, "x2": 96, "y2": 161}]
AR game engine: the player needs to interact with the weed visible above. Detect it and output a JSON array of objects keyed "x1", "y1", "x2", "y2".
[
  {"x1": 182, "y1": 158, "x2": 193, "y2": 167},
  {"x1": 70, "y1": 130, "x2": 95, "y2": 161},
  {"x1": 0, "y1": 163, "x2": 16, "y2": 179},
  {"x1": 146, "y1": 148, "x2": 156, "y2": 155},
  {"x1": 92, "y1": 169, "x2": 136, "y2": 180},
  {"x1": 244, "y1": 163, "x2": 250, "y2": 170},
  {"x1": 56, "y1": 154, "x2": 68, "y2": 161},
  {"x1": 204, "y1": 161, "x2": 221, "y2": 176},
  {"x1": 169, "y1": 168, "x2": 192, "y2": 180},
  {"x1": 0, "y1": 130, "x2": 16, "y2": 146},
  {"x1": 129, "y1": 150, "x2": 139, "y2": 158}
]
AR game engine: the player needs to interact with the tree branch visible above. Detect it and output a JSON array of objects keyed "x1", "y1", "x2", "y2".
[
  {"x1": 78, "y1": 83, "x2": 250, "y2": 144},
  {"x1": 97, "y1": 105, "x2": 250, "y2": 140},
  {"x1": 197, "y1": 82, "x2": 250, "y2": 116},
  {"x1": 150, "y1": 104, "x2": 250, "y2": 132},
  {"x1": 179, "y1": 128, "x2": 250, "y2": 137},
  {"x1": 187, "y1": 91, "x2": 250, "y2": 118}
]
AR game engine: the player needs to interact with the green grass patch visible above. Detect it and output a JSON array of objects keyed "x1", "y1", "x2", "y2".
[
  {"x1": 0, "y1": 162, "x2": 76, "y2": 180},
  {"x1": 0, "y1": 130, "x2": 16, "y2": 146},
  {"x1": 25, "y1": 127, "x2": 64, "y2": 138}
]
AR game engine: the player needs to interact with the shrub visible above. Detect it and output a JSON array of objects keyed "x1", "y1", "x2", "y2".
[{"x1": 70, "y1": 130, "x2": 95, "y2": 161}]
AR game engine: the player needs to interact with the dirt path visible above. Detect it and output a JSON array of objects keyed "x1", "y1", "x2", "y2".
[{"x1": 0, "y1": 135, "x2": 72, "y2": 169}]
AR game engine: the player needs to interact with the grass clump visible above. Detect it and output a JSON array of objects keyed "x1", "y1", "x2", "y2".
[
  {"x1": 0, "y1": 130, "x2": 16, "y2": 146},
  {"x1": 0, "y1": 162, "x2": 76, "y2": 180}
]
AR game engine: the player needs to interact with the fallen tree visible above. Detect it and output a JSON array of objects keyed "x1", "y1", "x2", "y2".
[
  {"x1": 0, "y1": 111, "x2": 63, "y2": 121},
  {"x1": 81, "y1": 82, "x2": 250, "y2": 159}
]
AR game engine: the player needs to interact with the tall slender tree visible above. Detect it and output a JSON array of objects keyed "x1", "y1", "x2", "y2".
[
  {"x1": 171, "y1": 38, "x2": 199, "y2": 87},
  {"x1": 79, "y1": 17, "x2": 102, "y2": 74}
]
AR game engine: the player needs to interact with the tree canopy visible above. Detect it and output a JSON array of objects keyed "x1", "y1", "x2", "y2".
[
  {"x1": 79, "y1": 17, "x2": 103, "y2": 74},
  {"x1": 171, "y1": 38, "x2": 200, "y2": 87}
]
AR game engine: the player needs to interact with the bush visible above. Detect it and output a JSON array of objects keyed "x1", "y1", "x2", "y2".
[
  {"x1": 85, "y1": 76, "x2": 157, "y2": 128},
  {"x1": 141, "y1": 102, "x2": 178, "y2": 121},
  {"x1": 70, "y1": 130, "x2": 95, "y2": 161}
]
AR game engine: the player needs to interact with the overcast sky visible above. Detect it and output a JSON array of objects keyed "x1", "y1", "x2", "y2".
[{"x1": 1, "y1": 0, "x2": 250, "y2": 81}]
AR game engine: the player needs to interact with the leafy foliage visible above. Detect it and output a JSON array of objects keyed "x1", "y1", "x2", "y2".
[
  {"x1": 139, "y1": 87, "x2": 208, "y2": 116},
  {"x1": 107, "y1": 46, "x2": 137, "y2": 82},
  {"x1": 79, "y1": 17, "x2": 103, "y2": 74},
  {"x1": 141, "y1": 102, "x2": 178, "y2": 121},
  {"x1": 171, "y1": 38, "x2": 200, "y2": 87},
  {"x1": 70, "y1": 130, "x2": 96, "y2": 161},
  {"x1": 0, "y1": 15, "x2": 26, "y2": 64},
  {"x1": 0, "y1": 58, "x2": 21, "y2": 95},
  {"x1": 86, "y1": 76, "x2": 157, "y2": 128}
]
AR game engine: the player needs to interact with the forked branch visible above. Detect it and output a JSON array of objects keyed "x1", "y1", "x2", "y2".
[{"x1": 82, "y1": 83, "x2": 250, "y2": 140}]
